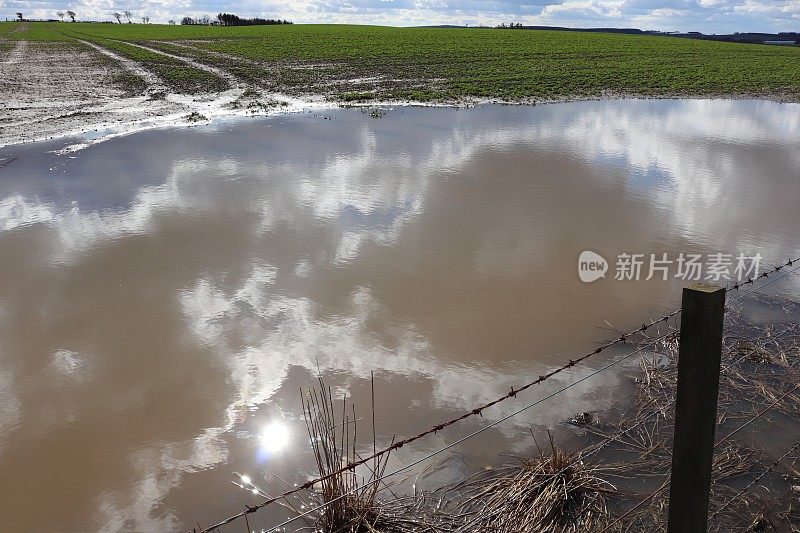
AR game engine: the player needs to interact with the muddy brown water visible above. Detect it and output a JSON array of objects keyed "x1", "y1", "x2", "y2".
[{"x1": 0, "y1": 100, "x2": 799, "y2": 531}]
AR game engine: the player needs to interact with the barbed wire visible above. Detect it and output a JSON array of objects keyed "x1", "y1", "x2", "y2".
[
  {"x1": 197, "y1": 320, "x2": 681, "y2": 530},
  {"x1": 434, "y1": 313, "x2": 798, "y2": 531},
  {"x1": 267, "y1": 269, "x2": 800, "y2": 533},
  {"x1": 196, "y1": 255, "x2": 800, "y2": 532},
  {"x1": 253, "y1": 329, "x2": 678, "y2": 533},
  {"x1": 708, "y1": 441, "x2": 800, "y2": 522},
  {"x1": 536, "y1": 268, "x2": 800, "y2": 533},
  {"x1": 704, "y1": 327, "x2": 800, "y2": 525},
  {"x1": 263, "y1": 314, "x2": 797, "y2": 533},
  {"x1": 726, "y1": 257, "x2": 799, "y2": 293},
  {"x1": 597, "y1": 379, "x2": 800, "y2": 533}
]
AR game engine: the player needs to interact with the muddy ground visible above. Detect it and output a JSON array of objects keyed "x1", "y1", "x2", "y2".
[
  {"x1": 0, "y1": 39, "x2": 180, "y2": 147},
  {"x1": 0, "y1": 35, "x2": 324, "y2": 149}
]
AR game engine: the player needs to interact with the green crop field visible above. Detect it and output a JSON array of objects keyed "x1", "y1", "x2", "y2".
[
  {"x1": 0, "y1": 22, "x2": 16, "y2": 37},
  {"x1": 89, "y1": 38, "x2": 228, "y2": 93},
  {"x1": 31, "y1": 23, "x2": 230, "y2": 93},
  {"x1": 6, "y1": 22, "x2": 800, "y2": 102},
  {"x1": 3, "y1": 21, "x2": 72, "y2": 40},
  {"x1": 0, "y1": 23, "x2": 13, "y2": 55}
]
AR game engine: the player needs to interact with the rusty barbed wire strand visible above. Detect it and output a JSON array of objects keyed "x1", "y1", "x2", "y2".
[
  {"x1": 255, "y1": 315, "x2": 795, "y2": 533},
  {"x1": 225, "y1": 276, "x2": 799, "y2": 529},
  {"x1": 254, "y1": 285, "x2": 800, "y2": 530},
  {"x1": 195, "y1": 255, "x2": 800, "y2": 532},
  {"x1": 726, "y1": 257, "x2": 800, "y2": 292},
  {"x1": 260, "y1": 317, "x2": 795, "y2": 533}
]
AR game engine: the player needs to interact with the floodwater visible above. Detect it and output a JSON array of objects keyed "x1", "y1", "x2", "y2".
[{"x1": 1, "y1": 100, "x2": 799, "y2": 532}]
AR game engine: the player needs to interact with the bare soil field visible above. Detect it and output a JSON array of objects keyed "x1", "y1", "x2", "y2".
[
  {"x1": 0, "y1": 38, "x2": 185, "y2": 147},
  {"x1": 0, "y1": 25, "x2": 303, "y2": 148}
]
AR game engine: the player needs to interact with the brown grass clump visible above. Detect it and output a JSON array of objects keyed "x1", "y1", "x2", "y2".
[{"x1": 451, "y1": 433, "x2": 616, "y2": 532}]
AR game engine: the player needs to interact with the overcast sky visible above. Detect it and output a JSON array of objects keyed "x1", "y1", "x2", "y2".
[{"x1": 1, "y1": 0, "x2": 798, "y2": 33}]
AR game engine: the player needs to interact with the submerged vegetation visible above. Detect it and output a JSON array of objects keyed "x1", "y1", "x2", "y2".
[{"x1": 229, "y1": 294, "x2": 800, "y2": 532}]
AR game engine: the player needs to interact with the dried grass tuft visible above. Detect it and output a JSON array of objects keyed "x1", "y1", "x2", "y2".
[{"x1": 450, "y1": 433, "x2": 616, "y2": 532}]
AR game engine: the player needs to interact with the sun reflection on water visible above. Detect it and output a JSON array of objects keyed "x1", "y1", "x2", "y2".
[{"x1": 259, "y1": 420, "x2": 291, "y2": 455}]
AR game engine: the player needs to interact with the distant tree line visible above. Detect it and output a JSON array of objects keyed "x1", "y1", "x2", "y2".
[
  {"x1": 215, "y1": 13, "x2": 292, "y2": 26},
  {"x1": 686, "y1": 31, "x2": 799, "y2": 44},
  {"x1": 179, "y1": 14, "x2": 291, "y2": 25},
  {"x1": 181, "y1": 15, "x2": 212, "y2": 25},
  {"x1": 486, "y1": 24, "x2": 798, "y2": 44}
]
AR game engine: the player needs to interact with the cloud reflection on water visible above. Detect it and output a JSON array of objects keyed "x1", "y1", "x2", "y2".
[{"x1": 0, "y1": 100, "x2": 798, "y2": 530}]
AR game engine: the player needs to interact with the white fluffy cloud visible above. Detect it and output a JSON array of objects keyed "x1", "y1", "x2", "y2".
[{"x1": 1, "y1": 0, "x2": 798, "y2": 32}]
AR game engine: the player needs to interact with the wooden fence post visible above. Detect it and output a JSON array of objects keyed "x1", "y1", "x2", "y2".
[{"x1": 667, "y1": 282, "x2": 726, "y2": 533}]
